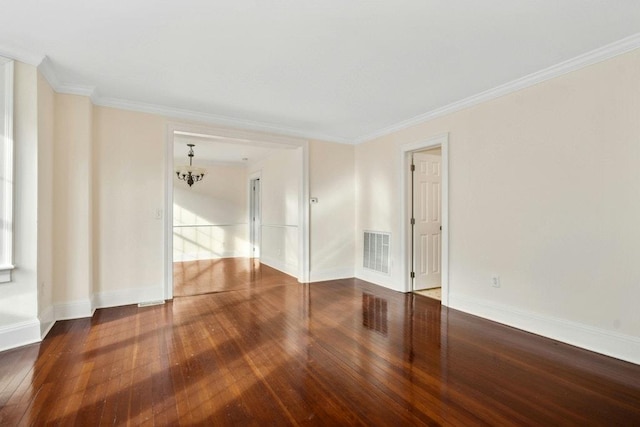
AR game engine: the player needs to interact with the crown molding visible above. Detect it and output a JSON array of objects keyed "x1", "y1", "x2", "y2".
[
  {"x1": 37, "y1": 56, "x2": 61, "y2": 89},
  {"x1": 6, "y1": 32, "x2": 640, "y2": 146},
  {"x1": 172, "y1": 124, "x2": 307, "y2": 148},
  {"x1": 92, "y1": 95, "x2": 352, "y2": 144},
  {"x1": 3, "y1": 47, "x2": 348, "y2": 143},
  {"x1": 0, "y1": 44, "x2": 44, "y2": 66},
  {"x1": 355, "y1": 32, "x2": 640, "y2": 144},
  {"x1": 57, "y1": 82, "x2": 95, "y2": 97},
  {"x1": 38, "y1": 56, "x2": 95, "y2": 97}
]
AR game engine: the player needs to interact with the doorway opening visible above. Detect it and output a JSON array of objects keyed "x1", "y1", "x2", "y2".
[
  {"x1": 249, "y1": 174, "x2": 261, "y2": 259},
  {"x1": 164, "y1": 123, "x2": 310, "y2": 300},
  {"x1": 401, "y1": 134, "x2": 449, "y2": 305},
  {"x1": 411, "y1": 147, "x2": 442, "y2": 301}
]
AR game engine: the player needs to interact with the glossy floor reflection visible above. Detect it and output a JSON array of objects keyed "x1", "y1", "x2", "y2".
[
  {"x1": 173, "y1": 257, "x2": 298, "y2": 297},
  {"x1": 0, "y1": 278, "x2": 639, "y2": 425}
]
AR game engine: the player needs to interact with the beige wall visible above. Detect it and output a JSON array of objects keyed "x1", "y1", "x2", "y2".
[
  {"x1": 355, "y1": 135, "x2": 399, "y2": 289},
  {"x1": 92, "y1": 106, "x2": 166, "y2": 299},
  {"x1": 309, "y1": 140, "x2": 355, "y2": 281},
  {"x1": 173, "y1": 162, "x2": 249, "y2": 260},
  {"x1": 249, "y1": 148, "x2": 301, "y2": 276},
  {"x1": 53, "y1": 94, "x2": 93, "y2": 311},
  {"x1": 355, "y1": 49, "x2": 640, "y2": 363}
]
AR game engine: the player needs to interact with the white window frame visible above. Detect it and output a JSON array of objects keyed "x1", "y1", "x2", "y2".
[{"x1": 0, "y1": 57, "x2": 14, "y2": 283}]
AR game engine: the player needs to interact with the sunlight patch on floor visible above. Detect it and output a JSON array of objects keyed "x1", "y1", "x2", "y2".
[{"x1": 414, "y1": 287, "x2": 441, "y2": 301}]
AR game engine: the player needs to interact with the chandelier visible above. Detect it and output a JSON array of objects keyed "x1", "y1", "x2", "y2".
[{"x1": 175, "y1": 143, "x2": 206, "y2": 187}]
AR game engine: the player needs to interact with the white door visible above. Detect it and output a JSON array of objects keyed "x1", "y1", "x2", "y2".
[
  {"x1": 249, "y1": 178, "x2": 261, "y2": 258},
  {"x1": 413, "y1": 152, "x2": 442, "y2": 290}
]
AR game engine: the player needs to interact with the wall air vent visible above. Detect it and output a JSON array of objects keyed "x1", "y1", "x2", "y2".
[{"x1": 363, "y1": 231, "x2": 391, "y2": 274}]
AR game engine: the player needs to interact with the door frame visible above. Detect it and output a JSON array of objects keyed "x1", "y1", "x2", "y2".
[
  {"x1": 400, "y1": 133, "x2": 449, "y2": 305},
  {"x1": 248, "y1": 172, "x2": 262, "y2": 258},
  {"x1": 164, "y1": 122, "x2": 310, "y2": 300}
]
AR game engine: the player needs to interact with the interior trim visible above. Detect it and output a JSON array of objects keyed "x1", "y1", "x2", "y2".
[
  {"x1": 399, "y1": 134, "x2": 449, "y2": 305},
  {"x1": 355, "y1": 33, "x2": 640, "y2": 143},
  {"x1": 27, "y1": 33, "x2": 640, "y2": 145},
  {"x1": 450, "y1": 293, "x2": 640, "y2": 365},
  {"x1": 0, "y1": 319, "x2": 40, "y2": 353}
]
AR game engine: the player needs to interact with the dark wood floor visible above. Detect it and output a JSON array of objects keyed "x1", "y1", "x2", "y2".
[
  {"x1": 1, "y1": 265, "x2": 639, "y2": 425},
  {"x1": 173, "y1": 258, "x2": 297, "y2": 297}
]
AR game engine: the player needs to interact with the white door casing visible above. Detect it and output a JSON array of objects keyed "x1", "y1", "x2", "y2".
[
  {"x1": 250, "y1": 177, "x2": 261, "y2": 258},
  {"x1": 400, "y1": 133, "x2": 448, "y2": 303},
  {"x1": 413, "y1": 152, "x2": 442, "y2": 290}
]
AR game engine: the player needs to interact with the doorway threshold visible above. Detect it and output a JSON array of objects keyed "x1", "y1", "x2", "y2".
[{"x1": 414, "y1": 287, "x2": 442, "y2": 301}]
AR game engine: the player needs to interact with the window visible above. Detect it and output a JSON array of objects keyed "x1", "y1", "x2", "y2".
[{"x1": 0, "y1": 57, "x2": 14, "y2": 283}]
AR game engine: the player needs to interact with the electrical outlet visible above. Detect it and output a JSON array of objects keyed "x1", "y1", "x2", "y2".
[{"x1": 491, "y1": 276, "x2": 501, "y2": 288}]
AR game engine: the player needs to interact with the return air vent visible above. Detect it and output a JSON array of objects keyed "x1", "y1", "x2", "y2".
[{"x1": 363, "y1": 231, "x2": 390, "y2": 274}]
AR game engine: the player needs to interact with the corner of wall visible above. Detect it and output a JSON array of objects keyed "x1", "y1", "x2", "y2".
[
  {"x1": 38, "y1": 304, "x2": 55, "y2": 338},
  {"x1": 355, "y1": 269, "x2": 405, "y2": 293},
  {"x1": 93, "y1": 285, "x2": 165, "y2": 309},
  {"x1": 309, "y1": 267, "x2": 354, "y2": 283},
  {"x1": 260, "y1": 256, "x2": 299, "y2": 280},
  {"x1": 54, "y1": 299, "x2": 94, "y2": 321}
]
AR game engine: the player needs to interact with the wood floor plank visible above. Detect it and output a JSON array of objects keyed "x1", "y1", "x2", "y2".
[
  {"x1": 173, "y1": 257, "x2": 299, "y2": 297},
  {"x1": 0, "y1": 259, "x2": 639, "y2": 425}
]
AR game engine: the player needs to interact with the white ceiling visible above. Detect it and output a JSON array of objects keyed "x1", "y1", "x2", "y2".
[
  {"x1": 1, "y1": 1, "x2": 640, "y2": 143},
  {"x1": 173, "y1": 133, "x2": 293, "y2": 164}
]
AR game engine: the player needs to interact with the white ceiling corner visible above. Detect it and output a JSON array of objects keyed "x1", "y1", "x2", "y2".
[{"x1": 0, "y1": 44, "x2": 43, "y2": 67}]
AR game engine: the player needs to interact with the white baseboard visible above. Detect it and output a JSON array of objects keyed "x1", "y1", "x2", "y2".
[
  {"x1": 449, "y1": 293, "x2": 640, "y2": 365},
  {"x1": 309, "y1": 267, "x2": 354, "y2": 283},
  {"x1": 38, "y1": 305, "x2": 55, "y2": 338},
  {"x1": 93, "y1": 285, "x2": 165, "y2": 309},
  {"x1": 260, "y1": 256, "x2": 298, "y2": 279},
  {"x1": 0, "y1": 319, "x2": 41, "y2": 353},
  {"x1": 0, "y1": 287, "x2": 165, "y2": 354},
  {"x1": 54, "y1": 299, "x2": 94, "y2": 320},
  {"x1": 355, "y1": 269, "x2": 404, "y2": 292}
]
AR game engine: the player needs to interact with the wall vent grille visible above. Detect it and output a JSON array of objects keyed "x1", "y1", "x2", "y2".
[{"x1": 363, "y1": 231, "x2": 390, "y2": 274}]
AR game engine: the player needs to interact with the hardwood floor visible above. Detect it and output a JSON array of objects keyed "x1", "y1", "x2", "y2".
[
  {"x1": 414, "y1": 287, "x2": 442, "y2": 301},
  {"x1": 173, "y1": 258, "x2": 297, "y2": 296},
  {"x1": 1, "y1": 274, "x2": 639, "y2": 425}
]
